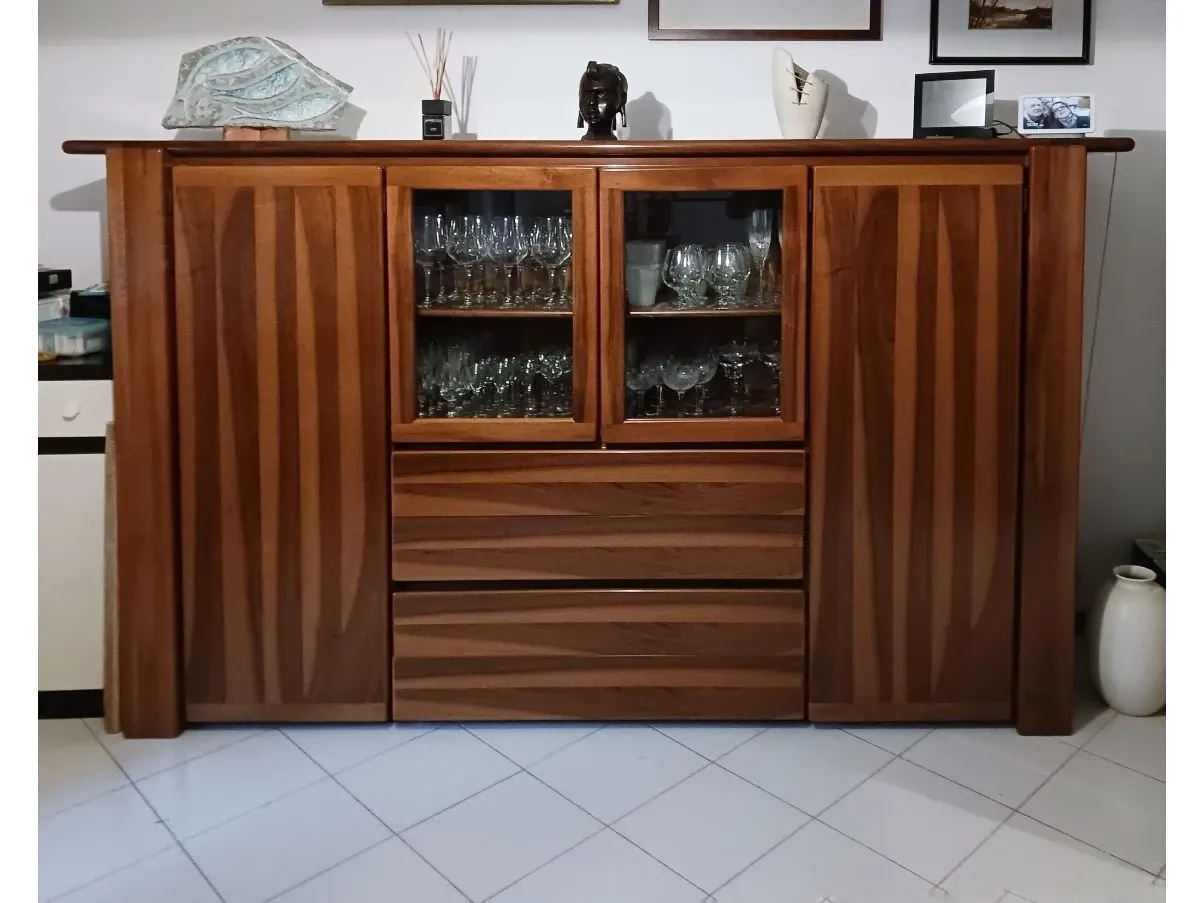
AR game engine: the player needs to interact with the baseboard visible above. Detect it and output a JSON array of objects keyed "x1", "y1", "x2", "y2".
[{"x1": 39, "y1": 689, "x2": 104, "y2": 720}]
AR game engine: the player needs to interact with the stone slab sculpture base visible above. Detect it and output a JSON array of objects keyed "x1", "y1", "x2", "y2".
[{"x1": 222, "y1": 127, "x2": 291, "y2": 141}]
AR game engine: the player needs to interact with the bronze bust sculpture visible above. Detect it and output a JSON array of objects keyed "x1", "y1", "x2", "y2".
[{"x1": 577, "y1": 61, "x2": 627, "y2": 141}]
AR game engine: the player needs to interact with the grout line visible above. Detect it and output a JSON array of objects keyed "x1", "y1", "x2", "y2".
[
  {"x1": 397, "y1": 834, "x2": 477, "y2": 903},
  {"x1": 1074, "y1": 744, "x2": 1165, "y2": 784},
  {"x1": 289, "y1": 722, "x2": 438, "y2": 777},
  {"x1": 704, "y1": 817, "x2": 817, "y2": 899},
  {"x1": 81, "y1": 717, "x2": 270, "y2": 783},
  {"x1": 1054, "y1": 707, "x2": 1118, "y2": 750},
  {"x1": 649, "y1": 723, "x2": 770, "y2": 763},
  {"x1": 477, "y1": 824, "x2": 612, "y2": 902},
  {"x1": 275, "y1": 727, "x2": 477, "y2": 902},
  {"x1": 464, "y1": 722, "x2": 607, "y2": 768}
]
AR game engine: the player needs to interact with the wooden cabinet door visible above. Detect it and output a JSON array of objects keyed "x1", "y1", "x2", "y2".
[
  {"x1": 808, "y1": 165, "x2": 1023, "y2": 722},
  {"x1": 387, "y1": 166, "x2": 599, "y2": 444},
  {"x1": 599, "y1": 165, "x2": 808, "y2": 444},
  {"x1": 173, "y1": 166, "x2": 390, "y2": 722}
]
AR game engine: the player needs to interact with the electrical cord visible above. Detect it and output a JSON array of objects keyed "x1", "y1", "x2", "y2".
[{"x1": 993, "y1": 119, "x2": 1020, "y2": 137}]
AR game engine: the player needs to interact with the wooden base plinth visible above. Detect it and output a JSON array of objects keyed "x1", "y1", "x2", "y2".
[{"x1": 222, "y1": 127, "x2": 291, "y2": 141}]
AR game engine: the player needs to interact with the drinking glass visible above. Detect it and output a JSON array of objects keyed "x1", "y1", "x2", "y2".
[
  {"x1": 718, "y1": 339, "x2": 756, "y2": 415},
  {"x1": 705, "y1": 243, "x2": 753, "y2": 309},
  {"x1": 538, "y1": 346, "x2": 572, "y2": 416},
  {"x1": 694, "y1": 350, "x2": 719, "y2": 417},
  {"x1": 414, "y1": 214, "x2": 444, "y2": 308},
  {"x1": 555, "y1": 216, "x2": 574, "y2": 309},
  {"x1": 761, "y1": 339, "x2": 782, "y2": 414},
  {"x1": 488, "y1": 216, "x2": 527, "y2": 309},
  {"x1": 746, "y1": 210, "x2": 773, "y2": 305},
  {"x1": 662, "y1": 358, "x2": 701, "y2": 416},
  {"x1": 661, "y1": 245, "x2": 707, "y2": 309},
  {"x1": 531, "y1": 217, "x2": 572, "y2": 310},
  {"x1": 447, "y1": 215, "x2": 486, "y2": 307},
  {"x1": 625, "y1": 364, "x2": 656, "y2": 418}
]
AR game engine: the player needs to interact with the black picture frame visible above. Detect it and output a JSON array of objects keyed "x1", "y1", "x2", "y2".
[
  {"x1": 913, "y1": 70, "x2": 997, "y2": 139},
  {"x1": 648, "y1": 0, "x2": 882, "y2": 41},
  {"x1": 929, "y1": 0, "x2": 1093, "y2": 65}
]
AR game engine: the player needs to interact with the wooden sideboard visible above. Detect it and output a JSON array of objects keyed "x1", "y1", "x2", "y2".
[{"x1": 63, "y1": 137, "x2": 1133, "y2": 738}]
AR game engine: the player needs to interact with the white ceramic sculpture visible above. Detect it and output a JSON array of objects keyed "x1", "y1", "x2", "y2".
[
  {"x1": 1087, "y1": 565, "x2": 1166, "y2": 717},
  {"x1": 771, "y1": 48, "x2": 829, "y2": 140}
]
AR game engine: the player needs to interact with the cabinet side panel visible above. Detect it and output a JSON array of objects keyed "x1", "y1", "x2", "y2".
[
  {"x1": 809, "y1": 167, "x2": 1023, "y2": 721},
  {"x1": 175, "y1": 168, "x2": 390, "y2": 721},
  {"x1": 1016, "y1": 145, "x2": 1088, "y2": 736},
  {"x1": 106, "y1": 148, "x2": 183, "y2": 738}
]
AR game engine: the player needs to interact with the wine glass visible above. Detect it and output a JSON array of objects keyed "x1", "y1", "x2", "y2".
[
  {"x1": 705, "y1": 244, "x2": 753, "y2": 309},
  {"x1": 694, "y1": 350, "x2": 719, "y2": 417},
  {"x1": 538, "y1": 346, "x2": 572, "y2": 416},
  {"x1": 718, "y1": 339, "x2": 756, "y2": 415},
  {"x1": 661, "y1": 245, "x2": 707, "y2": 309},
  {"x1": 532, "y1": 218, "x2": 573, "y2": 310},
  {"x1": 761, "y1": 339, "x2": 782, "y2": 414},
  {"x1": 625, "y1": 364, "x2": 656, "y2": 418},
  {"x1": 447, "y1": 215, "x2": 486, "y2": 307},
  {"x1": 746, "y1": 210, "x2": 773, "y2": 305},
  {"x1": 414, "y1": 214, "x2": 444, "y2": 308},
  {"x1": 488, "y1": 216, "x2": 527, "y2": 310},
  {"x1": 662, "y1": 357, "x2": 700, "y2": 416}
]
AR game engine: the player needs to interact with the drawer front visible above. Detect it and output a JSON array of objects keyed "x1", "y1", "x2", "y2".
[
  {"x1": 391, "y1": 450, "x2": 805, "y2": 582},
  {"x1": 38, "y1": 380, "x2": 113, "y2": 438},
  {"x1": 392, "y1": 588, "x2": 806, "y2": 721}
]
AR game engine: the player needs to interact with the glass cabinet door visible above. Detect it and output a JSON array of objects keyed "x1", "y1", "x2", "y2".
[
  {"x1": 599, "y1": 166, "x2": 808, "y2": 444},
  {"x1": 387, "y1": 166, "x2": 598, "y2": 443}
]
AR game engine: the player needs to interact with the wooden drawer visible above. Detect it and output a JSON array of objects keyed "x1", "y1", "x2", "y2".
[
  {"x1": 391, "y1": 450, "x2": 805, "y2": 582},
  {"x1": 392, "y1": 588, "x2": 806, "y2": 720}
]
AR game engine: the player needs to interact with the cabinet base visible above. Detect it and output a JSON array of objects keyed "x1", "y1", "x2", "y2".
[{"x1": 39, "y1": 689, "x2": 104, "y2": 720}]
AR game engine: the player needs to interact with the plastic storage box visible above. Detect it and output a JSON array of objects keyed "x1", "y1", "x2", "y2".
[{"x1": 38, "y1": 318, "x2": 110, "y2": 358}]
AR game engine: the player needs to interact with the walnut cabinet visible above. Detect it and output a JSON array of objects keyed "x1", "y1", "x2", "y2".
[{"x1": 66, "y1": 137, "x2": 1131, "y2": 737}]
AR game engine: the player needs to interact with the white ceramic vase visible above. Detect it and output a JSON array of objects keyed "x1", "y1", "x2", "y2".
[
  {"x1": 1086, "y1": 565, "x2": 1166, "y2": 716},
  {"x1": 771, "y1": 48, "x2": 829, "y2": 139}
]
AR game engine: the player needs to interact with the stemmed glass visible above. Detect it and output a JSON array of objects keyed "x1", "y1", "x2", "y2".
[
  {"x1": 414, "y1": 214, "x2": 444, "y2": 308},
  {"x1": 531, "y1": 218, "x2": 572, "y2": 310},
  {"x1": 718, "y1": 339, "x2": 756, "y2": 415},
  {"x1": 625, "y1": 365, "x2": 656, "y2": 418},
  {"x1": 694, "y1": 350, "x2": 719, "y2": 417},
  {"x1": 488, "y1": 216, "x2": 527, "y2": 309},
  {"x1": 705, "y1": 243, "x2": 753, "y2": 309},
  {"x1": 746, "y1": 210, "x2": 773, "y2": 305},
  {"x1": 662, "y1": 358, "x2": 700, "y2": 417},
  {"x1": 554, "y1": 216, "x2": 574, "y2": 309},
  {"x1": 447, "y1": 215, "x2": 486, "y2": 307},
  {"x1": 661, "y1": 245, "x2": 707, "y2": 309},
  {"x1": 538, "y1": 347, "x2": 572, "y2": 416},
  {"x1": 761, "y1": 339, "x2": 782, "y2": 414}
]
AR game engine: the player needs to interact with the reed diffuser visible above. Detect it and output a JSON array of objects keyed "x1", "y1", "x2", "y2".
[{"x1": 407, "y1": 29, "x2": 453, "y2": 140}]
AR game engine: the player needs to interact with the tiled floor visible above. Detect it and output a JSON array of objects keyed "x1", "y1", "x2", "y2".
[{"x1": 38, "y1": 693, "x2": 1165, "y2": 903}]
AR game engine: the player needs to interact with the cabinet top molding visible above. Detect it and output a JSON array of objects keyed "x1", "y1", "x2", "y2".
[{"x1": 63, "y1": 137, "x2": 1134, "y2": 159}]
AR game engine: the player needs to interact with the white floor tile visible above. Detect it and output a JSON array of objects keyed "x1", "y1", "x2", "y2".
[
  {"x1": 136, "y1": 730, "x2": 324, "y2": 839},
  {"x1": 1060, "y1": 687, "x2": 1117, "y2": 748},
  {"x1": 613, "y1": 764, "x2": 809, "y2": 893},
  {"x1": 941, "y1": 813, "x2": 1166, "y2": 903},
  {"x1": 841, "y1": 725, "x2": 933, "y2": 754},
  {"x1": 40, "y1": 739, "x2": 129, "y2": 819},
  {"x1": 282, "y1": 723, "x2": 435, "y2": 774},
  {"x1": 403, "y1": 773, "x2": 600, "y2": 902},
  {"x1": 466, "y1": 723, "x2": 601, "y2": 767},
  {"x1": 903, "y1": 727, "x2": 1076, "y2": 808},
  {"x1": 1020, "y1": 750, "x2": 1165, "y2": 873},
  {"x1": 714, "y1": 820, "x2": 934, "y2": 903},
  {"x1": 38, "y1": 786, "x2": 175, "y2": 901},
  {"x1": 184, "y1": 778, "x2": 389, "y2": 903},
  {"x1": 86, "y1": 719, "x2": 264, "y2": 781},
  {"x1": 40, "y1": 719, "x2": 95, "y2": 750},
  {"x1": 822, "y1": 758, "x2": 1009, "y2": 884},
  {"x1": 56, "y1": 846, "x2": 220, "y2": 903},
  {"x1": 338, "y1": 726, "x2": 519, "y2": 832},
  {"x1": 654, "y1": 724, "x2": 766, "y2": 761},
  {"x1": 491, "y1": 828, "x2": 702, "y2": 903},
  {"x1": 530, "y1": 725, "x2": 707, "y2": 823},
  {"x1": 718, "y1": 725, "x2": 893, "y2": 815},
  {"x1": 1083, "y1": 714, "x2": 1165, "y2": 781},
  {"x1": 273, "y1": 837, "x2": 465, "y2": 903}
]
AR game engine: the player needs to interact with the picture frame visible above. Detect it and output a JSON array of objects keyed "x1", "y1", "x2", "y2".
[
  {"x1": 648, "y1": 0, "x2": 882, "y2": 42},
  {"x1": 1017, "y1": 93, "x2": 1096, "y2": 135},
  {"x1": 913, "y1": 70, "x2": 997, "y2": 139},
  {"x1": 323, "y1": 0, "x2": 617, "y2": 6},
  {"x1": 929, "y1": 0, "x2": 1092, "y2": 65}
]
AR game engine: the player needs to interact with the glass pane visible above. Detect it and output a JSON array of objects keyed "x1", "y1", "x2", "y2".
[
  {"x1": 623, "y1": 190, "x2": 785, "y2": 420},
  {"x1": 412, "y1": 189, "x2": 575, "y2": 421}
]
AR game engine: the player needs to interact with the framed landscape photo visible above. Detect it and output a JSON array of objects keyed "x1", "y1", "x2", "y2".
[
  {"x1": 929, "y1": 0, "x2": 1093, "y2": 65},
  {"x1": 649, "y1": 0, "x2": 882, "y2": 42}
]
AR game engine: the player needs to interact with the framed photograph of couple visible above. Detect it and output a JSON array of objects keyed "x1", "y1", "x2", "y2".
[{"x1": 930, "y1": 0, "x2": 1093, "y2": 65}]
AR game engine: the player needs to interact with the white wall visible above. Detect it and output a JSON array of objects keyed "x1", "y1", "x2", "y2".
[{"x1": 39, "y1": 0, "x2": 1165, "y2": 597}]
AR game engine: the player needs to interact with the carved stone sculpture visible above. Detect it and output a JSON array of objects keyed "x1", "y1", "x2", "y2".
[
  {"x1": 577, "y1": 61, "x2": 627, "y2": 142},
  {"x1": 162, "y1": 37, "x2": 353, "y2": 131},
  {"x1": 771, "y1": 48, "x2": 829, "y2": 140}
]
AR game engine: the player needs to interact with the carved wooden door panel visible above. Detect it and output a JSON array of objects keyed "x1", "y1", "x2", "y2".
[
  {"x1": 173, "y1": 166, "x2": 390, "y2": 721},
  {"x1": 808, "y1": 165, "x2": 1024, "y2": 721}
]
